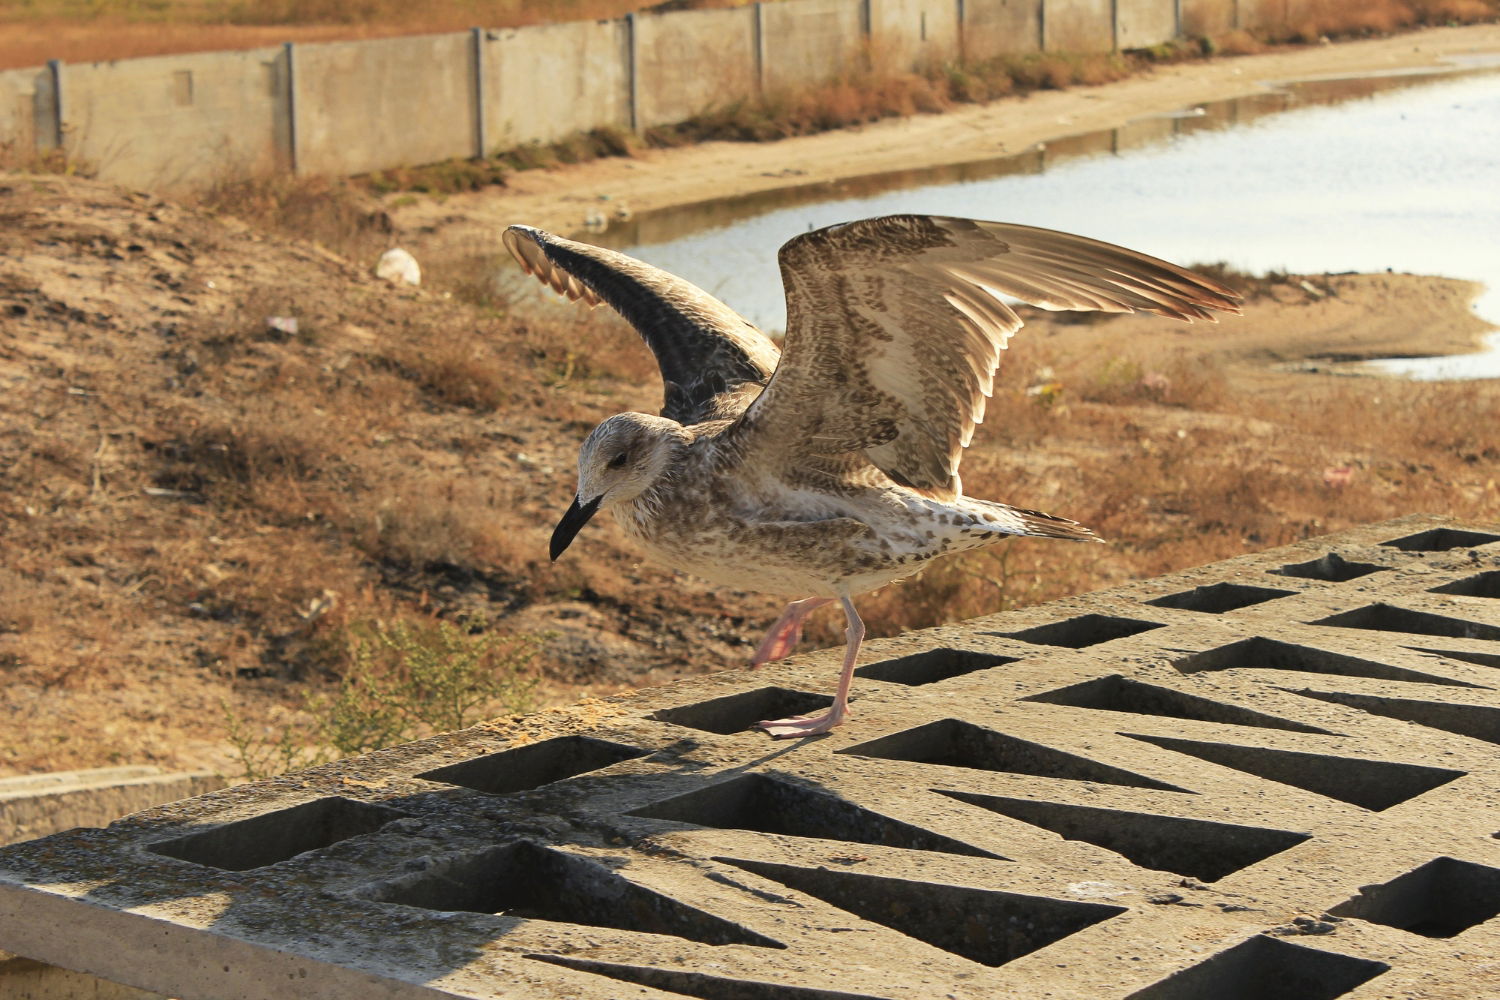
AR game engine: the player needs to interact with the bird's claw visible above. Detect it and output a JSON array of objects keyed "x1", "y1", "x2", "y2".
[{"x1": 756, "y1": 708, "x2": 849, "y2": 739}]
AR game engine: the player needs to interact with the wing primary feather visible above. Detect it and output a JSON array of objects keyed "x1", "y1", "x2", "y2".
[
  {"x1": 504, "y1": 225, "x2": 779, "y2": 424},
  {"x1": 731, "y1": 213, "x2": 1240, "y2": 499}
]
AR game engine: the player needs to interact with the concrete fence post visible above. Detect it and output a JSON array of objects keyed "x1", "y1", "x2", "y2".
[
  {"x1": 1174, "y1": 0, "x2": 1183, "y2": 38},
  {"x1": 470, "y1": 27, "x2": 487, "y2": 159},
  {"x1": 754, "y1": 2, "x2": 767, "y2": 94},
  {"x1": 1111, "y1": 0, "x2": 1119, "y2": 50},
  {"x1": 956, "y1": 0, "x2": 965, "y2": 63},
  {"x1": 42, "y1": 59, "x2": 63, "y2": 152},
  {"x1": 283, "y1": 41, "x2": 299, "y2": 175},
  {"x1": 1038, "y1": 0, "x2": 1047, "y2": 52},
  {"x1": 861, "y1": 0, "x2": 873, "y2": 73},
  {"x1": 625, "y1": 12, "x2": 640, "y2": 133}
]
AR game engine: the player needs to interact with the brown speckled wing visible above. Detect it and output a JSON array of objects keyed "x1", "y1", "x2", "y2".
[
  {"x1": 733, "y1": 215, "x2": 1242, "y2": 500},
  {"x1": 504, "y1": 226, "x2": 780, "y2": 425}
]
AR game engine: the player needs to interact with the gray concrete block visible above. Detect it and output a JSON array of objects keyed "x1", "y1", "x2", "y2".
[
  {"x1": 1115, "y1": 0, "x2": 1178, "y2": 50},
  {"x1": 961, "y1": 0, "x2": 1044, "y2": 60},
  {"x1": 0, "y1": 767, "x2": 224, "y2": 847},
  {"x1": 762, "y1": 0, "x2": 868, "y2": 92},
  {"x1": 870, "y1": 0, "x2": 962, "y2": 69},
  {"x1": 61, "y1": 47, "x2": 285, "y2": 192},
  {"x1": 1240, "y1": 0, "x2": 1295, "y2": 33},
  {"x1": 295, "y1": 33, "x2": 476, "y2": 178},
  {"x1": 2, "y1": 514, "x2": 1496, "y2": 999},
  {"x1": 0, "y1": 67, "x2": 45, "y2": 156},
  {"x1": 485, "y1": 20, "x2": 631, "y2": 149},
  {"x1": 1182, "y1": 0, "x2": 1237, "y2": 37},
  {"x1": 1045, "y1": 0, "x2": 1116, "y2": 51},
  {"x1": 635, "y1": 7, "x2": 760, "y2": 129}
]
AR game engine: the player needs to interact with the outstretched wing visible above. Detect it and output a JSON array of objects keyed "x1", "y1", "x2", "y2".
[
  {"x1": 732, "y1": 215, "x2": 1242, "y2": 500},
  {"x1": 504, "y1": 226, "x2": 780, "y2": 424}
]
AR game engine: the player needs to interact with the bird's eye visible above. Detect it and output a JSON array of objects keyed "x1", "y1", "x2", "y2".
[{"x1": 607, "y1": 452, "x2": 628, "y2": 469}]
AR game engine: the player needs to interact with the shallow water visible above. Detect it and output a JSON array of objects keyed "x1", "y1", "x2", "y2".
[{"x1": 590, "y1": 65, "x2": 1500, "y2": 379}]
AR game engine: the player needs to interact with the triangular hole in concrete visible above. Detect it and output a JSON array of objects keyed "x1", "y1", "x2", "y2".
[
  {"x1": 363, "y1": 841, "x2": 781, "y2": 948},
  {"x1": 1126, "y1": 935, "x2": 1389, "y2": 1000},
  {"x1": 1023, "y1": 675, "x2": 1332, "y2": 735},
  {"x1": 1289, "y1": 689, "x2": 1500, "y2": 746},
  {"x1": 938, "y1": 791, "x2": 1308, "y2": 882},
  {"x1": 1173, "y1": 636, "x2": 1481, "y2": 688},
  {"x1": 840, "y1": 718, "x2": 1188, "y2": 792},
  {"x1": 527, "y1": 954, "x2": 889, "y2": 1000},
  {"x1": 629, "y1": 773, "x2": 1000, "y2": 858},
  {"x1": 1309, "y1": 603, "x2": 1500, "y2": 641},
  {"x1": 719, "y1": 857, "x2": 1123, "y2": 966},
  {"x1": 1124, "y1": 733, "x2": 1465, "y2": 811},
  {"x1": 1408, "y1": 646, "x2": 1500, "y2": 671}
]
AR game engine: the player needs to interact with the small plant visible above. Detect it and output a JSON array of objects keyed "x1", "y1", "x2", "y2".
[
  {"x1": 331, "y1": 616, "x2": 538, "y2": 742},
  {"x1": 223, "y1": 699, "x2": 314, "y2": 781},
  {"x1": 223, "y1": 615, "x2": 540, "y2": 780}
]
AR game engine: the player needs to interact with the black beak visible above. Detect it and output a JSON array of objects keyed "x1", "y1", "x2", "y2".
[{"x1": 550, "y1": 495, "x2": 601, "y2": 561}]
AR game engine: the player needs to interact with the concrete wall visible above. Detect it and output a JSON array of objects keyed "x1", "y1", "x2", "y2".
[
  {"x1": 485, "y1": 19, "x2": 630, "y2": 148},
  {"x1": 870, "y1": 0, "x2": 962, "y2": 69},
  {"x1": 295, "y1": 33, "x2": 474, "y2": 177},
  {"x1": 636, "y1": 7, "x2": 760, "y2": 128},
  {"x1": 0, "y1": 0, "x2": 1258, "y2": 188},
  {"x1": 1, "y1": 767, "x2": 223, "y2": 847},
  {"x1": 1116, "y1": 0, "x2": 1179, "y2": 50},
  {"x1": 1044, "y1": 0, "x2": 1115, "y2": 50},
  {"x1": 761, "y1": 0, "x2": 867, "y2": 91},
  {"x1": 961, "y1": 0, "x2": 1043, "y2": 60},
  {"x1": 1239, "y1": 0, "x2": 1294, "y2": 31},
  {"x1": 1182, "y1": 0, "x2": 1238, "y2": 36},
  {"x1": 61, "y1": 47, "x2": 284, "y2": 191},
  {"x1": 0, "y1": 67, "x2": 44, "y2": 156}
]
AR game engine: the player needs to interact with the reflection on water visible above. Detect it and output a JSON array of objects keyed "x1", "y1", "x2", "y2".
[
  {"x1": 598, "y1": 70, "x2": 1457, "y2": 251},
  {"x1": 511, "y1": 64, "x2": 1500, "y2": 379}
]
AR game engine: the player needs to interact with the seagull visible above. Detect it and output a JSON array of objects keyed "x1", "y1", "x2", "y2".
[{"x1": 505, "y1": 215, "x2": 1240, "y2": 737}]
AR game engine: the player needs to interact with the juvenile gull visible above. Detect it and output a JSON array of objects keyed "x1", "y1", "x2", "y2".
[{"x1": 505, "y1": 215, "x2": 1240, "y2": 738}]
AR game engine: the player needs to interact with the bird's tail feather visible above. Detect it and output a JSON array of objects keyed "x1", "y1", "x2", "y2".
[{"x1": 970, "y1": 498, "x2": 1105, "y2": 543}]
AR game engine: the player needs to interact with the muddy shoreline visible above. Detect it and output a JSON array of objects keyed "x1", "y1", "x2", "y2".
[{"x1": 389, "y1": 24, "x2": 1500, "y2": 364}]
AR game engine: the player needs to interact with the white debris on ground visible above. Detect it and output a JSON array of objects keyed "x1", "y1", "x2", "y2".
[{"x1": 375, "y1": 247, "x2": 421, "y2": 286}]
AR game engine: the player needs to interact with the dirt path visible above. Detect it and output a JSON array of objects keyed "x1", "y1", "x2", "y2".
[{"x1": 394, "y1": 23, "x2": 1500, "y2": 263}]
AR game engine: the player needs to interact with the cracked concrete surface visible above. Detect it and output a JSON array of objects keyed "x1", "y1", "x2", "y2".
[{"x1": 1, "y1": 514, "x2": 1498, "y2": 1000}]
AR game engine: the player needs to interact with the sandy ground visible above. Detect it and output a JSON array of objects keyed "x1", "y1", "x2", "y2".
[{"x1": 396, "y1": 23, "x2": 1500, "y2": 276}]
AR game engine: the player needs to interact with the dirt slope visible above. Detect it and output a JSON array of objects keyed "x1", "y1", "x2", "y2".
[{"x1": 0, "y1": 175, "x2": 772, "y2": 776}]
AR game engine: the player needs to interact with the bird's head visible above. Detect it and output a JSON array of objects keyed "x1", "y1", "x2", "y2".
[{"x1": 550, "y1": 411, "x2": 685, "y2": 561}]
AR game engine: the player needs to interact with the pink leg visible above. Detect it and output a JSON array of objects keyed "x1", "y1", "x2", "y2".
[
  {"x1": 751, "y1": 597, "x2": 833, "y2": 668},
  {"x1": 758, "y1": 595, "x2": 863, "y2": 739}
]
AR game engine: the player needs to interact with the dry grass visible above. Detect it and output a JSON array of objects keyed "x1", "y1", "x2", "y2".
[
  {"x1": 648, "y1": 45, "x2": 1135, "y2": 146},
  {"x1": 1246, "y1": 0, "x2": 1498, "y2": 44},
  {"x1": 197, "y1": 174, "x2": 395, "y2": 262},
  {"x1": 0, "y1": 175, "x2": 620, "y2": 765},
  {"x1": 632, "y1": 0, "x2": 1491, "y2": 151}
]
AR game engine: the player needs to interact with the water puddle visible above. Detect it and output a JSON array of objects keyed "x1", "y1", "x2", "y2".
[{"x1": 569, "y1": 63, "x2": 1500, "y2": 379}]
